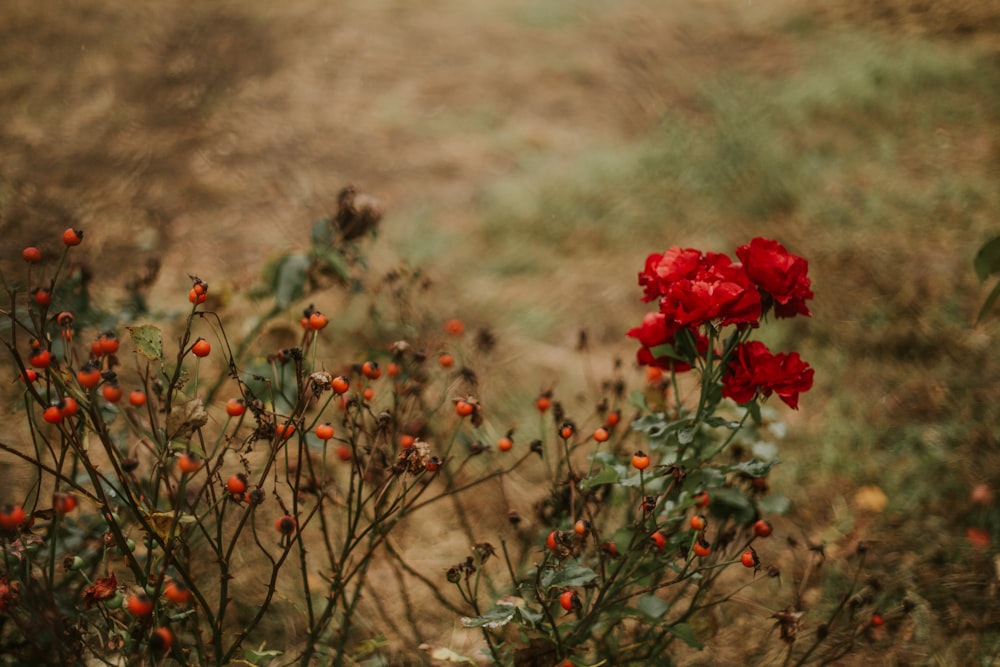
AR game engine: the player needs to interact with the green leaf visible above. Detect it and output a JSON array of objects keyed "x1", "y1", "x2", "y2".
[
  {"x1": 667, "y1": 622, "x2": 704, "y2": 649},
  {"x1": 757, "y1": 493, "x2": 791, "y2": 515},
  {"x1": 974, "y1": 235, "x2": 1000, "y2": 282},
  {"x1": 244, "y1": 647, "x2": 283, "y2": 665},
  {"x1": 580, "y1": 466, "x2": 620, "y2": 489},
  {"x1": 126, "y1": 325, "x2": 163, "y2": 361},
  {"x1": 460, "y1": 606, "x2": 516, "y2": 629},
  {"x1": 272, "y1": 253, "x2": 310, "y2": 309},
  {"x1": 708, "y1": 486, "x2": 755, "y2": 524},
  {"x1": 310, "y1": 216, "x2": 335, "y2": 246},
  {"x1": 636, "y1": 594, "x2": 670, "y2": 619},
  {"x1": 723, "y1": 459, "x2": 777, "y2": 478},
  {"x1": 514, "y1": 605, "x2": 544, "y2": 628},
  {"x1": 314, "y1": 248, "x2": 351, "y2": 283},
  {"x1": 745, "y1": 400, "x2": 762, "y2": 427},
  {"x1": 541, "y1": 561, "x2": 597, "y2": 590},
  {"x1": 976, "y1": 280, "x2": 1000, "y2": 323}
]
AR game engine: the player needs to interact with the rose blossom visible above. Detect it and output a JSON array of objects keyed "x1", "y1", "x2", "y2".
[
  {"x1": 722, "y1": 340, "x2": 814, "y2": 409},
  {"x1": 735, "y1": 237, "x2": 813, "y2": 318}
]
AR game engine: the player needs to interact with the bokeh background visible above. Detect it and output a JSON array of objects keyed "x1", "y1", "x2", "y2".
[{"x1": 2, "y1": 0, "x2": 999, "y2": 663}]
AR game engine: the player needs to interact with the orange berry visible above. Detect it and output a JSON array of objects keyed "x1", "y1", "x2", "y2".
[
  {"x1": 19, "y1": 369, "x2": 38, "y2": 383},
  {"x1": 126, "y1": 591, "x2": 153, "y2": 616},
  {"x1": 188, "y1": 288, "x2": 206, "y2": 304},
  {"x1": 336, "y1": 444, "x2": 352, "y2": 461},
  {"x1": 438, "y1": 353, "x2": 455, "y2": 368},
  {"x1": 693, "y1": 540, "x2": 711, "y2": 558},
  {"x1": 693, "y1": 491, "x2": 710, "y2": 508},
  {"x1": 276, "y1": 515, "x2": 297, "y2": 535},
  {"x1": 53, "y1": 492, "x2": 77, "y2": 514},
  {"x1": 62, "y1": 228, "x2": 84, "y2": 246},
  {"x1": 741, "y1": 548, "x2": 758, "y2": 569},
  {"x1": 573, "y1": 519, "x2": 590, "y2": 536},
  {"x1": 308, "y1": 312, "x2": 328, "y2": 330},
  {"x1": 225, "y1": 398, "x2": 245, "y2": 417},
  {"x1": 631, "y1": 451, "x2": 650, "y2": 470},
  {"x1": 646, "y1": 366, "x2": 664, "y2": 384},
  {"x1": 177, "y1": 453, "x2": 202, "y2": 474},
  {"x1": 76, "y1": 364, "x2": 102, "y2": 389},
  {"x1": 601, "y1": 541, "x2": 620, "y2": 558},
  {"x1": 331, "y1": 376, "x2": 350, "y2": 394},
  {"x1": 399, "y1": 434, "x2": 415, "y2": 449},
  {"x1": 191, "y1": 338, "x2": 211, "y2": 358},
  {"x1": 59, "y1": 396, "x2": 78, "y2": 418},
  {"x1": 425, "y1": 456, "x2": 443, "y2": 472},
  {"x1": 455, "y1": 400, "x2": 475, "y2": 418},
  {"x1": 0, "y1": 504, "x2": 26, "y2": 530},
  {"x1": 593, "y1": 427, "x2": 610, "y2": 442},
  {"x1": 444, "y1": 318, "x2": 465, "y2": 335},
  {"x1": 163, "y1": 580, "x2": 191, "y2": 604},
  {"x1": 387, "y1": 362, "x2": 402, "y2": 378},
  {"x1": 546, "y1": 530, "x2": 559, "y2": 551},
  {"x1": 604, "y1": 410, "x2": 621, "y2": 428},
  {"x1": 535, "y1": 395, "x2": 552, "y2": 413},
  {"x1": 650, "y1": 531, "x2": 667, "y2": 551},
  {"x1": 43, "y1": 404, "x2": 63, "y2": 424},
  {"x1": 870, "y1": 613, "x2": 885, "y2": 627},
  {"x1": 102, "y1": 384, "x2": 123, "y2": 403},
  {"x1": 315, "y1": 423, "x2": 335, "y2": 441},
  {"x1": 361, "y1": 361, "x2": 381, "y2": 380},
  {"x1": 559, "y1": 590, "x2": 579, "y2": 612},
  {"x1": 275, "y1": 423, "x2": 295, "y2": 440},
  {"x1": 753, "y1": 519, "x2": 773, "y2": 538},
  {"x1": 559, "y1": 423, "x2": 575, "y2": 440},
  {"x1": 226, "y1": 475, "x2": 248, "y2": 496},
  {"x1": 690, "y1": 514, "x2": 707, "y2": 531},
  {"x1": 497, "y1": 436, "x2": 513, "y2": 452},
  {"x1": 129, "y1": 390, "x2": 147, "y2": 407},
  {"x1": 99, "y1": 333, "x2": 120, "y2": 355},
  {"x1": 22, "y1": 247, "x2": 42, "y2": 263}
]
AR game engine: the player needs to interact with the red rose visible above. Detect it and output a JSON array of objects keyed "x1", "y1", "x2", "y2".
[
  {"x1": 659, "y1": 254, "x2": 761, "y2": 327},
  {"x1": 735, "y1": 237, "x2": 813, "y2": 318},
  {"x1": 638, "y1": 247, "x2": 703, "y2": 302},
  {"x1": 627, "y1": 312, "x2": 704, "y2": 372},
  {"x1": 722, "y1": 341, "x2": 813, "y2": 409}
]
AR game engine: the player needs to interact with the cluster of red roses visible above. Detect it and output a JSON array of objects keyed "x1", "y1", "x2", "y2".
[{"x1": 628, "y1": 237, "x2": 814, "y2": 409}]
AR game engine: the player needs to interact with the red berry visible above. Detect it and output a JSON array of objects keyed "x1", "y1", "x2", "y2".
[
  {"x1": 0, "y1": 504, "x2": 27, "y2": 530},
  {"x1": 191, "y1": 338, "x2": 211, "y2": 358},
  {"x1": 226, "y1": 475, "x2": 248, "y2": 496},
  {"x1": 693, "y1": 491, "x2": 710, "y2": 508},
  {"x1": 22, "y1": 247, "x2": 42, "y2": 263},
  {"x1": 535, "y1": 395, "x2": 552, "y2": 413},
  {"x1": 188, "y1": 288, "x2": 207, "y2": 304},
  {"x1": 29, "y1": 349, "x2": 52, "y2": 368},
  {"x1": 43, "y1": 405, "x2": 63, "y2": 424},
  {"x1": 177, "y1": 452, "x2": 202, "y2": 474},
  {"x1": 604, "y1": 410, "x2": 621, "y2": 428},
  {"x1": 362, "y1": 387, "x2": 375, "y2": 401},
  {"x1": 399, "y1": 434, "x2": 415, "y2": 449},
  {"x1": 425, "y1": 456, "x2": 443, "y2": 472},
  {"x1": 690, "y1": 514, "x2": 707, "y2": 531},
  {"x1": 275, "y1": 423, "x2": 295, "y2": 440},
  {"x1": 573, "y1": 519, "x2": 590, "y2": 536},
  {"x1": 753, "y1": 519, "x2": 773, "y2": 538},
  {"x1": 336, "y1": 444, "x2": 352, "y2": 461},
  {"x1": 438, "y1": 353, "x2": 455, "y2": 368},
  {"x1": 163, "y1": 580, "x2": 191, "y2": 604},
  {"x1": 33, "y1": 288, "x2": 52, "y2": 306},
  {"x1": 497, "y1": 436, "x2": 513, "y2": 452},
  {"x1": 593, "y1": 427, "x2": 610, "y2": 442},
  {"x1": 361, "y1": 361, "x2": 380, "y2": 379},
  {"x1": 53, "y1": 492, "x2": 77, "y2": 514},
  {"x1": 546, "y1": 530, "x2": 559, "y2": 551},
  {"x1": 19, "y1": 369, "x2": 38, "y2": 383},
  {"x1": 150, "y1": 626, "x2": 173, "y2": 652},
  {"x1": 455, "y1": 400, "x2": 475, "y2": 418},
  {"x1": 631, "y1": 451, "x2": 650, "y2": 471},
  {"x1": 559, "y1": 590, "x2": 579, "y2": 612},
  {"x1": 126, "y1": 591, "x2": 153, "y2": 616},
  {"x1": 741, "y1": 548, "x2": 758, "y2": 569},
  {"x1": 870, "y1": 613, "x2": 885, "y2": 627},
  {"x1": 650, "y1": 531, "x2": 666, "y2": 551},
  {"x1": 601, "y1": 541, "x2": 620, "y2": 558},
  {"x1": 444, "y1": 318, "x2": 465, "y2": 335},
  {"x1": 331, "y1": 376, "x2": 350, "y2": 394},
  {"x1": 559, "y1": 423, "x2": 575, "y2": 440},
  {"x1": 62, "y1": 228, "x2": 84, "y2": 246},
  {"x1": 308, "y1": 312, "x2": 328, "y2": 330},
  {"x1": 276, "y1": 515, "x2": 297, "y2": 535},
  {"x1": 226, "y1": 398, "x2": 246, "y2": 417},
  {"x1": 129, "y1": 390, "x2": 147, "y2": 407},
  {"x1": 315, "y1": 423, "x2": 335, "y2": 441},
  {"x1": 387, "y1": 362, "x2": 402, "y2": 378}
]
